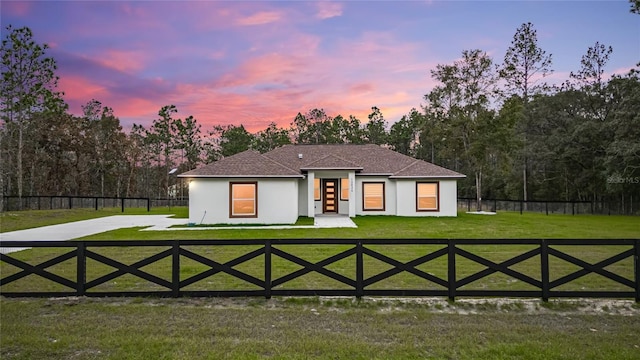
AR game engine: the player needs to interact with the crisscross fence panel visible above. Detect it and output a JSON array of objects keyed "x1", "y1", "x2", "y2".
[{"x1": 1, "y1": 239, "x2": 638, "y2": 301}]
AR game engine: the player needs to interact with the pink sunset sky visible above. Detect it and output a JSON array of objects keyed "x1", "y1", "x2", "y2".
[{"x1": 2, "y1": 1, "x2": 638, "y2": 132}]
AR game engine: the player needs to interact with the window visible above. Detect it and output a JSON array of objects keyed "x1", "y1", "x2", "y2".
[
  {"x1": 340, "y1": 178, "x2": 349, "y2": 200},
  {"x1": 230, "y1": 182, "x2": 257, "y2": 217},
  {"x1": 314, "y1": 178, "x2": 320, "y2": 201},
  {"x1": 416, "y1": 182, "x2": 439, "y2": 211},
  {"x1": 363, "y1": 182, "x2": 385, "y2": 211}
]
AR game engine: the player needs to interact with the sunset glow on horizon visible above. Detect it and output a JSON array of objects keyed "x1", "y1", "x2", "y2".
[{"x1": 2, "y1": 1, "x2": 638, "y2": 133}]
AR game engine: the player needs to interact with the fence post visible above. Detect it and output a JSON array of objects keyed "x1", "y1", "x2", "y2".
[
  {"x1": 95, "y1": 197, "x2": 98, "y2": 211},
  {"x1": 541, "y1": 240, "x2": 549, "y2": 302},
  {"x1": 69, "y1": 197, "x2": 73, "y2": 209},
  {"x1": 121, "y1": 198, "x2": 125, "y2": 213},
  {"x1": 356, "y1": 241, "x2": 364, "y2": 299},
  {"x1": 545, "y1": 202, "x2": 548, "y2": 216},
  {"x1": 520, "y1": 201, "x2": 523, "y2": 215},
  {"x1": 448, "y1": 241, "x2": 456, "y2": 302},
  {"x1": 172, "y1": 241, "x2": 180, "y2": 298},
  {"x1": 572, "y1": 202, "x2": 575, "y2": 216},
  {"x1": 265, "y1": 240, "x2": 272, "y2": 299},
  {"x1": 635, "y1": 240, "x2": 639, "y2": 303},
  {"x1": 147, "y1": 198, "x2": 151, "y2": 212},
  {"x1": 76, "y1": 242, "x2": 86, "y2": 296}
]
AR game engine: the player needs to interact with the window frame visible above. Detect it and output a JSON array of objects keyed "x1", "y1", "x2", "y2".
[
  {"x1": 340, "y1": 178, "x2": 349, "y2": 201},
  {"x1": 362, "y1": 182, "x2": 385, "y2": 211},
  {"x1": 229, "y1": 181, "x2": 258, "y2": 218},
  {"x1": 314, "y1": 178, "x2": 321, "y2": 201},
  {"x1": 416, "y1": 181, "x2": 439, "y2": 212}
]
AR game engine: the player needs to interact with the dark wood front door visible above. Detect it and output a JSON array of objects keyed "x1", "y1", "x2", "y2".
[{"x1": 322, "y1": 179, "x2": 338, "y2": 213}]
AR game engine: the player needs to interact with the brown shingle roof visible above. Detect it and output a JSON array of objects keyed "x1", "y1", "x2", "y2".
[
  {"x1": 265, "y1": 144, "x2": 465, "y2": 178},
  {"x1": 179, "y1": 150, "x2": 302, "y2": 178},
  {"x1": 300, "y1": 154, "x2": 363, "y2": 170},
  {"x1": 180, "y1": 144, "x2": 465, "y2": 178}
]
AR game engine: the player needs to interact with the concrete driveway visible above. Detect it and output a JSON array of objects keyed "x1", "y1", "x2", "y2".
[
  {"x1": 0, "y1": 215, "x2": 186, "y2": 254},
  {"x1": 0, "y1": 214, "x2": 358, "y2": 254}
]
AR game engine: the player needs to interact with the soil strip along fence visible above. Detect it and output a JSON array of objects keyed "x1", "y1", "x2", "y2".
[{"x1": 1, "y1": 239, "x2": 638, "y2": 302}]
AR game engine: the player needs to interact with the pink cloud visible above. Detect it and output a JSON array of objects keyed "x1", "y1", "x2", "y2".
[
  {"x1": 316, "y1": 2, "x2": 343, "y2": 19},
  {"x1": 2, "y1": 1, "x2": 32, "y2": 17},
  {"x1": 349, "y1": 83, "x2": 375, "y2": 94},
  {"x1": 95, "y1": 49, "x2": 147, "y2": 73},
  {"x1": 236, "y1": 11, "x2": 283, "y2": 26},
  {"x1": 59, "y1": 75, "x2": 109, "y2": 103}
]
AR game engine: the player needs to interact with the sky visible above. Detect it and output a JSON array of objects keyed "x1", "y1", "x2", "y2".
[{"x1": 2, "y1": 1, "x2": 639, "y2": 132}]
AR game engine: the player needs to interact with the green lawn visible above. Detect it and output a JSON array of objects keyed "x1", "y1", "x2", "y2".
[
  {"x1": 1, "y1": 297, "x2": 639, "y2": 360},
  {"x1": 1, "y1": 209, "x2": 639, "y2": 359},
  {"x1": 75, "y1": 211, "x2": 640, "y2": 240},
  {"x1": 1, "y1": 211, "x2": 637, "y2": 294}
]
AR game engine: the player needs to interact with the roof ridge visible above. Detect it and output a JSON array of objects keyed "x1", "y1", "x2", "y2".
[
  {"x1": 392, "y1": 159, "x2": 421, "y2": 176},
  {"x1": 262, "y1": 151, "x2": 302, "y2": 174},
  {"x1": 303, "y1": 153, "x2": 360, "y2": 167}
]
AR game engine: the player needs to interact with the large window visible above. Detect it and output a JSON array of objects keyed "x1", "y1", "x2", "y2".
[
  {"x1": 416, "y1": 182, "x2": 439, "y2": 211},
  {"x1": 230, "y1": 182, "x2": 257, "y2": 217},
  {"x1": 314, "y1": 178, "x2": 320, "y2": 201},
  {"x1": 363, "y1": 182, "x2": 385, "y2": 211},
  {"x1": 340, "y1": 178, "x2": 349, "y2": 200}
]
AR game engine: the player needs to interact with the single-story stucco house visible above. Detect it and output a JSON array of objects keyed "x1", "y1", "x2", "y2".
[{"x1": 178, "y1": 144, "x2": 465, "y2": 225}]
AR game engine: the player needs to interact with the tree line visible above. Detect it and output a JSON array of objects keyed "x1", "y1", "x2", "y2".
[{"x1": 1, "y1": 16, "x2": 639, "y2": 211}]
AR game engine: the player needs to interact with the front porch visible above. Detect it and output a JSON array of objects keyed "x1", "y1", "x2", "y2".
[{"x1": 305, "y1": 170, "x2": 357, "y2": 218}]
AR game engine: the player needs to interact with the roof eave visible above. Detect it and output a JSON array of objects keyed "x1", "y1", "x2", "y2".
[
  {"x1": 178, "y1": 174, "x2": 304, "y2": 178},
  {"x1": 389, "y1": 175, "x2": 467, "y2": 179},
  {"x1": 300, "y1": 167, "x2": 364, "y2": 171}
]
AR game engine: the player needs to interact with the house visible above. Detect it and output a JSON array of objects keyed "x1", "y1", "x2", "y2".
[{"x1": 178, "y1": 144, "x2": 465, "y2": 225}]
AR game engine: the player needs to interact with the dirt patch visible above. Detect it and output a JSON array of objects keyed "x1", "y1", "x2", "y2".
[{"x1": 39, "y1": 296, "x2": 640, "y2": 316}]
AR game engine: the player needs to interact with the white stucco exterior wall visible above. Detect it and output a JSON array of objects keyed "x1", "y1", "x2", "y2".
[
  {"x1": 355, "y1": 177, "x2": 396, "y2": 216},
  {"x1": 395, "y1": 179, "x2": 458, "y2": 217},
  {"x1": 187, "y1": 178, "x2": 299, "y2": 225}
]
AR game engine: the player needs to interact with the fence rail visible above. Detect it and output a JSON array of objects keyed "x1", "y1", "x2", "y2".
[
  {"x1": 1, "y1": 239, "x2": 638, "y2": 301},
  {"x1": 1, "y1": 196, "x2": 191, "y2": 212}
]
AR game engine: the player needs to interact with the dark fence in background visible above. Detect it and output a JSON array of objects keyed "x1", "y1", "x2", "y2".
[
  {"x1": 458, "y1": 198, "x2": 639, "y2": 216},
  {"x1": 2, "y1": 195, "x2": 637, "y2": 215},
  {"x1": 1, "y1": 196, "x2": 189, "y2": 212},
  {"x1": 1, "y1": 239, "x2": 638, "y2": 301}
]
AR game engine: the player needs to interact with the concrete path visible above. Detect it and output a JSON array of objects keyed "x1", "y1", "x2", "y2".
[
  {"x1": 0, "y1": 215, "x2": 357, "y2": 253},
  {"x1": 147, "y1": 215, "x2": 358, "y2": 231},
  {"x1": 1, "y1": 215, "x2": 185, "y2": 254}
]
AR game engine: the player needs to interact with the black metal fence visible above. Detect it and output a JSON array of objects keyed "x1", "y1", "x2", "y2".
[
  {"x1": 458, "y1": 198, "x2": 640, "y2": 216},
  {"x1": 1, "y1": 239, "x2": 638, "y2": 301},
  {"x1": 1, "y1": 196, "x2": 190, "y2": 212}
]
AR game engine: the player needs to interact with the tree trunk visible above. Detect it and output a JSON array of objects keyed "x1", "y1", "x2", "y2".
[
  {"x1": 475, "y1": 171, "x2": 482, "y2": 211},
  {"x1": 17, "y1": 123, "x2": 23, "y2": 209}
]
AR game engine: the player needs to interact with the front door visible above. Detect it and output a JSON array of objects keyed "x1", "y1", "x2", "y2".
[{"x1": 322, "y1": 179, "x2": 338, "y2": 214}]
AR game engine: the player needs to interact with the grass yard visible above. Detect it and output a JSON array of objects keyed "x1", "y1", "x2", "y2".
[
  {"x1": 1, "y1": 209, "x2": 639, "y2": 359},
  {"x1": 69, "y1": 211, "x2": 639, "y2": 240},
  {"x1": 1, "y1": 211, "x2": 638, "y2": 294},
  {"x1": 1, "y1": 297, "x2": 639, "y2": 360}
]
